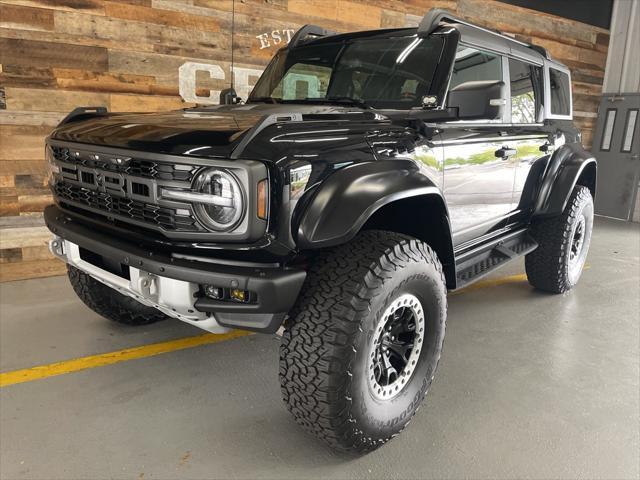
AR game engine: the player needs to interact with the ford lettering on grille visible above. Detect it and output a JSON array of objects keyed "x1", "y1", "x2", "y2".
[{"x1": 63, "y1": 163, "x2": 157, "y2": 203}]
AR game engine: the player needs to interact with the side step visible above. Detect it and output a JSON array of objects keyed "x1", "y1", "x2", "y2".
[{"x1": 454, "y1": 229, "x2": 538, "y2": 289}]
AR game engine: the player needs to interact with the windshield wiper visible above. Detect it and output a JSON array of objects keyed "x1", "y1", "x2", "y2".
[
  {"x1": 278, "y1": 97, "x2": 371, "y2": 109},
  {"x1": 324, "y1": 96, "x2": 371, "y2": 109}
]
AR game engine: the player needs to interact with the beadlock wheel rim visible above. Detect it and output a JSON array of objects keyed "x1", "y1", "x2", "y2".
[
  {"x1": 367, "y1": 293, "x2": 425, "y2": 400},
  {"x1": 569, "y1": 214, "x2": 586, "y2": 267}
]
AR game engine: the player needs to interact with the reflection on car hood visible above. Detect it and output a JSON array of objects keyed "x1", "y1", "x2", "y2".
[{"x1": 51, "y1": 103, "x2": 376, "y2": 159}]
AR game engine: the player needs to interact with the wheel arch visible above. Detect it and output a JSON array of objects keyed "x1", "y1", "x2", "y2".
[
  {"x1": 533, "y1": 143, "x2": 597, "y2": 218},
  {"x1": 295, "y1": 160, "x2": 456, "y2": 288},
  {"x1": 361, "y1": 194, "x2": 456, "y2": 288},
  {"x1": 576, "y1": 161, "x2": 597, "y2": 200}
]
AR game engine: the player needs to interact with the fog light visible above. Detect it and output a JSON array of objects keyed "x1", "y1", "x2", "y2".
[
  {"x1": 204, "y1": 285, "x2": 223, "y2": 299},
  {"x1": 230, "y1": 289, "x2": 247, "y2": 302}
]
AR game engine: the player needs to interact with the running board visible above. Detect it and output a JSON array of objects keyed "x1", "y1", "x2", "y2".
[{"x1": 454, "y1": 229, "x2": 538, "y2": 289}]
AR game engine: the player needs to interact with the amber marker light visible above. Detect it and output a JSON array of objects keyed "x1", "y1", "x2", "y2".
[{"x1": 257, "y1": 179, "x2": 268, "y2": 219}]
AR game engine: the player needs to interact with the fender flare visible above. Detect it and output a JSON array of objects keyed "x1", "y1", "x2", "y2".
[
  {"x1": 533, "y1": 143, "x2": 597, "y2": 218},
  {"x1": 295, "y1": 159, "x2": 451, "y2": 249}
]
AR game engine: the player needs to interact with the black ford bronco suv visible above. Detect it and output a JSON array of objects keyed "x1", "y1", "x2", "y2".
[{"x1": 45, "y1": 10, "x2": 596, "y2": 452}]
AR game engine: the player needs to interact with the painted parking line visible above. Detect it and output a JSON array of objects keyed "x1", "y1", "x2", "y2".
[
  {"x1": 0, "y1": 330, "x2": 251, "y2": 387},
  {"x1": 0, "y1": 266, "x2": 589, "y2": 388},
  {"x1": 451, "y1": 265, "x2": 590, "y2": 296},
  {"x1": 450, "y1": 272, "x2": 528, "y2": 295}
]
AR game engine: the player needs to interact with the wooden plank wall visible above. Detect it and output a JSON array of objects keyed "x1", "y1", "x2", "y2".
[{"x1": 0, "y1": 0, "x2": 609, "y2": 282}]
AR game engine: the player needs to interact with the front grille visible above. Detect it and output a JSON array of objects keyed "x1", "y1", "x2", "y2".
[
  {"x1": 55, "y1": 181, "x2": 200, "y2": 232},
  {"x1": 51, "y1": 146, "x2": 196, "y2": 182},
  {"x1": 50, "y1": 143, "x2": 207, "y2": 234}
]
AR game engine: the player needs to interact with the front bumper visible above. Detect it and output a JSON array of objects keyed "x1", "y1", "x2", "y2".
[{"x1": 45, "y1": 205, "x2": 306, "y2": 333}]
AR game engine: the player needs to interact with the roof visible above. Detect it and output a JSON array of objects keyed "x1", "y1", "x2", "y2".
[{"x1": 289, "y1": 8, "x2": 566, "y2": 70}]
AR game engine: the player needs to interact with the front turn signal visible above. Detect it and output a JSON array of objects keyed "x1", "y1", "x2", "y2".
[{"x1": 257, "y1": 179, "x2": 268, "y2": 220}]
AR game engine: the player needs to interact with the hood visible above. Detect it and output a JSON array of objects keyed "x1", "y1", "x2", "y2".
[{"x1": 51, "y1": 104, "x2": 377, "y2": 159}]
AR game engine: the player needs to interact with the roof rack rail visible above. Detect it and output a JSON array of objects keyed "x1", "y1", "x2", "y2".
[
  {"x1": 529, "y1": 44, "x2": 551, "y2": 60},
  {"x1": 417, "y1": 8, "x2": 550, "y2": 59},
  {"x1": 288, "y1": 24, "x2": 338, "y2": 49}
]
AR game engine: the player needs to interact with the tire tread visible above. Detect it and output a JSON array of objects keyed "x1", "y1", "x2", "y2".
[
  {"x1": 279, "y1": 231, "x2": 446, "y2": 453},
  {"x1": 525, "y1": 186, "x2": 592, "y2": 293}
]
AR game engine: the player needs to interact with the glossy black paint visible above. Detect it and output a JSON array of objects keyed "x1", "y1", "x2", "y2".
[
  {"x1": 533, "y1": 142, "x2": 597, "y2": 217},
  {"x1": 47, "y1": 24, "x2": 596, "y2": 293},
  {"x1": 295, "y1": 159, "x2": 444, "y2": 248},
  {"x1": 51, "y1": 109, "x2": 263, "y2": 159}
]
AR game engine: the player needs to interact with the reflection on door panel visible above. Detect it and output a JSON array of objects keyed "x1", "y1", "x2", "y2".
[
  {"x1": 442, "y1": 137, "x2": 516, "y2": 244},
  {"x1": 443, "y1": 45, "x2": 515, "y2": 246},
  {"x1": 511, "y1": 136, "x2": 549, "y2": 213}
]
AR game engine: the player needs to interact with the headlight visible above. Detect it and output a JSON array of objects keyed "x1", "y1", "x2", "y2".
[
  {"x1": 192, "y1": 168, "x2": 245, "y2": 232},
  {"x1": 45, "y1": 145, "x2": 60, "y2": 185}
]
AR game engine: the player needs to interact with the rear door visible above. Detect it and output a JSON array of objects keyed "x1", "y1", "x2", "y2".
[
  {"x1": 504, "y1": 57, "x2": 551, "y2": 225},
  {"x1": 441, "y1": 45, "x2": 517, "y2": 246}
]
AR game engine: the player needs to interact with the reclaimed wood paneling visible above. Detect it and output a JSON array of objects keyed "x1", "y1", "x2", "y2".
[{"x1": 0, "y1": 0, "x2": 609, "y2": 281}]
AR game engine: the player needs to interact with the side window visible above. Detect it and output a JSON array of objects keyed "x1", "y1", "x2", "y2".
[
  {"x1": 450, "y1": 45, "x2": 502, "y2": 90},
  {"x1": 509, "y1": 58, "x2": 541, "y2": 123},
  {"x1": 549, "y1": 68, "x2": 571, "y2": 116}
]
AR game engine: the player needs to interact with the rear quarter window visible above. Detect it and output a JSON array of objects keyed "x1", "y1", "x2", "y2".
[{"x1": 549, "y1": 68, "x2": 571, "y2": 116}]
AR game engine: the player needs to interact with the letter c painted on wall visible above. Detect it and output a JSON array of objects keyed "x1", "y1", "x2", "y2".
[{"x1": 178, "y1": 62, "x2": 225, "y2": 105}]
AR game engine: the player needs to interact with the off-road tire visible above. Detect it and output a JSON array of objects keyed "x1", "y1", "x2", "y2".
[
  {"x1": 67, "y1": 266, "x2": 167, "y2": 325},
  {"x1": 279, "y1": 231, "x2": 447, "y2": 453},
  {"x1": 525, "y1": 185, "x2": 594, "y2": 293}
]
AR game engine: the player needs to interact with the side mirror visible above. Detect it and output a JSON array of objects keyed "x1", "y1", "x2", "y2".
[
  {"x1": 219, "y1": 88, "x2": 241, "y2": 105},
  {"x1": 447, "y1": 80, "x2": 506, "y2": 121}
]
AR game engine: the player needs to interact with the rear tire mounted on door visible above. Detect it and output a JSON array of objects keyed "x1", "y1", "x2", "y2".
[
  {"x1": 279, "y1": 231, "x2": 447, "y2": 453},
  {"x1": 525, "y1": 185, "x2": 594, "y2": 293}
]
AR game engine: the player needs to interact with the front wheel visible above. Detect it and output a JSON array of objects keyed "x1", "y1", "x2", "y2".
[
  {"x1": 279, "y1": 231, "x2": 447, "y2": 453},
  {"x1": 525, "y1": 185, "x2": 594, "y2": 293}
]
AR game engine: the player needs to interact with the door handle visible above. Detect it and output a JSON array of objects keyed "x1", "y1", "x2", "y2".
[{"x1": 495, "y1": 146, "x2": 517, "y2": 159}]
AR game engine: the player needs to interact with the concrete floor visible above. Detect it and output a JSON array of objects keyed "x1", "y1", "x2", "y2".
[{"x1": 1, "y1": 217, "x2": 638, "y2": 480}]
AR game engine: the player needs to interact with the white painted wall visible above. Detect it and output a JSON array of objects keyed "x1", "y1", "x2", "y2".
[{"x1": 603, "y1": 0, "x2": 640, "y2": 94}]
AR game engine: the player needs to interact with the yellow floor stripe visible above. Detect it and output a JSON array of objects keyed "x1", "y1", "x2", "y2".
[
  {"x1": 450, "y1": 273, "x2": 529, "y2": 295},
  {"x1": 451, "y1": 265, "x2": 590, "y2": 295},
  {"x1": 0, "y1": 265, "x2": 590, "y2": 387},
  {"x1": 0, "y1": 330, "x2": 251, "y2": 388}
]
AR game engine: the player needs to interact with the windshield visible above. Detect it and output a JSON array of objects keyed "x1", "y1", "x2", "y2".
[{"x1": 249, "y1": 34, "x2": 444, "y2": 110}]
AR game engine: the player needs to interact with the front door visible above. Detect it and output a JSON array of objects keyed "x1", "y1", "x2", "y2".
[
  {"x1": 441, "y1": 44, "x2": 516, "y2": 247},
  {"x1": 592, "y1": 93, "x2": 640, "y2": 220},
  {"x1": 440, "y1": 126, "x2": 517, "y2": 246}
]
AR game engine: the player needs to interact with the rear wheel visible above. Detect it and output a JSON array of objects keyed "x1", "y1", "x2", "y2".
[
  {"x1": 525, "y1": 185, "x2": 594, "y2": 293},
  {"x1": 279, "y1": 231, "x2": 447, "y2": 453},
  {"x1": 67, "y1": 266, "x2": 167, "y2": 325}
]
